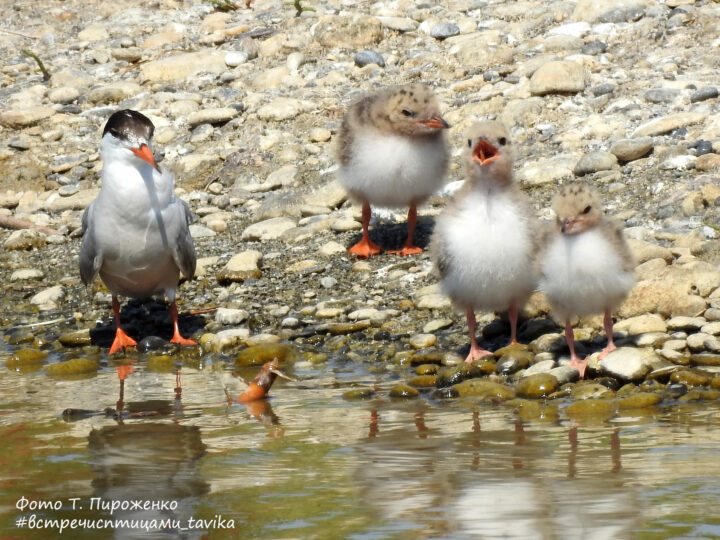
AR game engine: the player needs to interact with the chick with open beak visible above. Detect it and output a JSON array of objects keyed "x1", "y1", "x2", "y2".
[{"x1": 236, "y1": 358, "x2": 295, "y2": 403}]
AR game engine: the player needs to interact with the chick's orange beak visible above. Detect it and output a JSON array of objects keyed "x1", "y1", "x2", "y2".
[
  {"x1": 131, "y1": 144, "x2": 158, "y2": 170},
  {"x1": 473, "y1": 140, "x2": 499, "y2": 165},
  {"x1": 419, "y1": 114, "x2": 450, "y2": 130}
]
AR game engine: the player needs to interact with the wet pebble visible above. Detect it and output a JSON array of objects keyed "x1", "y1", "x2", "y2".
[
  {"x1": 389, "y1": 384, "x2": 419, "y2": 398},
  {"x1": 515, "y1": 373, "x2": 558, "y2": 399}
]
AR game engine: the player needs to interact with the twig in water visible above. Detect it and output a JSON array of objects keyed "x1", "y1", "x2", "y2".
[{"x1": 21, "y1": 49, "x2": 50, "y2": 81}]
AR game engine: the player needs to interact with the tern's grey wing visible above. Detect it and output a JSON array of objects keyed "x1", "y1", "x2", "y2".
[
  {"x1": 428, "y1": 222, "x2": 451, "y2": 280},
  {"x1": 170, "y1": 198, "x2": 196, "y2": 280},
  {"x1": 79, "y1": 200, "x2": 102, "y2": 285}
]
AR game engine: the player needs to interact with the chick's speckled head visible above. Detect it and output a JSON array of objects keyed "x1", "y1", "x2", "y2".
[
  {"x1": 552, "y1": 183, "x2": 603, "y2": 234},
  {"x1": 376, "y1": 84, "x2": 449, "y2": 136},
  {"x1": 465, "y1": 120, "x2": 513, "y2": 185}
]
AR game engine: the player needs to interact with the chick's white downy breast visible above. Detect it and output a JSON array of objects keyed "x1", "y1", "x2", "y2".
[
  {"x1": 438, "y1": 191, "x2": 536, "y2": 310},
  {"x1": 540, "y1": 229, "x2": 634, "y2": 317},
  {"x1": 339, "y1": 131, "x2": 446, "y2": 207}
]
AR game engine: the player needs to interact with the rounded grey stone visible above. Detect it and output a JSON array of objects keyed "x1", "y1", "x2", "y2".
[
  {"x1": 429, "y1": 22, "x2": 460, "y2": 39},
  {"x1": 573, "y1": 151, "x2": 618, "y2": 176},
  {"x1": 354, "y1": 50, "x2": 385, "y2": 68}
]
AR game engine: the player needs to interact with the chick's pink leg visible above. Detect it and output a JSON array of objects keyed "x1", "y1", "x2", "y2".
[
  {"x1": 565, "y1": 319, "x2": 587, "y2": 378},
  {"x1": 465, "y1": 308, "x2": 493, "y2": 363},
  {"x1": 598, "y1": 309, "x2": 617, "y2": 359}
]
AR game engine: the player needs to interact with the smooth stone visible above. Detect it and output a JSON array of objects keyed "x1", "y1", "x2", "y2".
[
  {"x1": 44, "y1": 189, "x2": 99, "y2": 212},
  {"x1": 573, "y1": 151, "x2": 617, "y2": 176},
  {"x1": 565, "y1": 398, "x2": 616, "y2": 419},
  {"x1": 609, "y1": 137, "x2": 653, "y2": 162},
  {"x1": 571, "y1": 383, "x2": 612, "y2": 400},
  {"x1": 140, "y1": 51, "x2": 227, "y2": 83},
  {"x1": 48, "y1": 87, "x2": 80, "y2": 104},
  {"x1": 691, "y1": 353, "x2": 720, "y2": 367},
  {"x1": 700, "y1": 322, "x2": 720, "y2": 335},
  {"x1": 453, "y1": 379, "x2": 516, "y2": 400},
  {"x1": 600, "y1": 347, "x2": 657, "y2": 381},
  {"x1": 429, "y1": 22, "x2": 460, "y2": 39},
  {"x1": 516, "y1": 156, "x2": 576, "y2": 186},
  {"x1": 436, "y1": 363, "x2": 494, "y2": 388},
  {"x1": 377, "y1": 16, "x2": 417, "y2": 32},
  {"x1": 217, "y1": 249, "x2": 262, "y2": 282},
  {"x1": 8, "y1": 349, "x2": 48, "y2": 368},
  {"x1": 409, "y1": 334, "x2": 437, "y2": 349},
  {"x1": 408, "y1": 375, "x2": 437, "y2": 387},
  {"x1": 86, "y1": 82, "x2": 142, "y2": 104},
  {"x1": 511, "y1": 399, "x2": 559, "y2": 422},
  {"x1": 416, "y1": 364, "x2": 439, "y2": 376},
  {"x1": 0, "y1": 106, "x2": 55, "y2": 129},
  {"x1": 10, "y1": 268, "x2": 45, "y2": 281},
  {"x1": 524, "y1": 359, "x2": 556, "y2": 376},
  {"x1": 225, "y1": 51, "x2": 251, "y2": 67},
  {"x1": 645, "y1": 88, "x2": 680, "y2": 103},
  {"x1": 667, "y1": 316, "x2": 706, "y2": 332},
  {"x1": 235, "y1": 343, "x2": 299, "y2": 366},
  {"x1": 626, "y1": 239, "x2": 673, "y2": 264},
  {"x1": 548, "y1": 366, "x2": 580, "y2": 384},
  {"x1": 318, "y1": 241, "x2": 346, "y2": 257},
  {"x1": 496, "y1": 349, "x2": 533, "y2": 375},
  {"x1": 614, "y1": 314, "x2": 667, "y2": 335},
  {"x1": 342, "y1": 389, "x2": 376, "y2": 400},
  {"x1": 241, "y1": 217, "x2": 296, "y2": 241},
  {"x1": 690, "y1": 86, "x2": 718, "y2": 103},
  {"x1": 4, "y1": 229, "x2": 46, "y2": 250},
  {"x1": 389, "y1": 384, "x2": 419, "y2": 398},
  {"x1": 529, "y1": 61, "x2": 588, "y2": 95},
  {"x1": 634, "y1": 332, "x2": 671, "y2": 348},
  {"x1": 215, "y1": 308, "x2": 249, "y2": 325},
  {"x1": 582, "y1": 40, "x2": 607, "y2": 55},
  {"x1": 46, "y1": 358, "x2": 98, "y2": 376},
  {"x1": 256, "y1": 98, "x2": 312, "y2": 121},
  {"x1": 687, "y1": 332, "x2": 713, "y2": 352},
  {"x1": 354, "y1": 50, "x2": 384, "y2": 68},
  {"x1": 187, "y1": 108, "x2": 238, "y2": 128},
  {"x1": 631, "y1": 113, "x2": 705, "y2": 138},
  {"x1": 423, "y1": 319, "x2": 453, "y2": 333},
  {"x1": 515, "y1": 373, "x2": 559, "y2": 398},
  {"x1": 670, "y1": 368, "x2": 711, "y2": 386},
  {"x1": 58, "y1": 329, "x2": 92, "y2": 347}
]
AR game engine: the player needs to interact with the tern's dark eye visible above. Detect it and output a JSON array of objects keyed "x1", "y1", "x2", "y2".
[
  {"x1": 498, "y1": 137, "x2": 507, "y2": 146},
  {"x1": 468, "y1": 139, "x2": 472, "y2": 148},
  {"x1": 401, "y1": 109, "x2": 415, "y2": 117},
  {"x1": 582, "y1": 205, "x2": 592, "y2": 214}
]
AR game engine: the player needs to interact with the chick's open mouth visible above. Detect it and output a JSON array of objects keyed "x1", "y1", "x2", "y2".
[{"x1": 473, "y1": 140, "x2": 499, "y2": 165}]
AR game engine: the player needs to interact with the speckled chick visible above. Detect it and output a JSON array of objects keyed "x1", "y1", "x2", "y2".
[
  {"x1": 430, "y1": 120, "x2": 537, "y2": 363},
  {"x1": 336, "y1": 84, "x2": 449, "y2": 258},
  {"x1": 538, "y1": 183, "x2": 635, "y2": 378}
]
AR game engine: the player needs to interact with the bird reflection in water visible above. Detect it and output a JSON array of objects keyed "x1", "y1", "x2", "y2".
[{"x1": 88, "y1": 422, "x2": 208, "y2": 539}]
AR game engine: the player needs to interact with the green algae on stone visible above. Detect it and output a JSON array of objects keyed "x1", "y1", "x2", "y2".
[
  {"x1": 678, "y1": 389, "x2": 720, "y2": 402},
  {"x1": 342, "y1": 388, "x2": 376, "y2": 400},
  {"x1": 7, "y1": 348, "x2": 48, "y2": 367},
  {"x1": 453, "y1": 379, "x2": 516, "y2": 401},
  {"x1": 408, "y1": 375, "x2": 437, "y2": 387},
  {"x1": 436, "y1": 362, "x2": 490, "y2": 389},
  {"x1": 46, "y1": 358, "x2": 98, "y2": 376},
  {"x1": 58, "y1": 329, "x2": 92, "y2": 347},
  {"x1": 617, "y1": 392, "x2": 662, "y2": 409},
  {"x1": 147, "y1": 354, "x2": 178, "y2": 372},
  {"x1": 409, "y1": 349, "x2": 447, "y2": 366},
  {"x1": 515, "y1": 373, "x2": 558, "y2": 399},
  {"x1": 690, "y1": 353, "x2": 720, "y2": 367},
  {"x1": 496, "y1": 348, "x2": 533, "y2": 375},
  {"x1": 616, "y1": 383, "x2": 638, "y2": 397},
  {"x1": 415, "y1": 364, "x2": 438, "y2": 375},
  {"x1": 305, "y1": 352, "x2": 328, "y2": 365},
  {"x1": 507, "y1": 398, "x2": 559, "y2": 422},
  {"x1": 565, "y1": 398, "x2": 616, "y2": 419},
  {"x1": 235, "y1": 343, "x2": 301, "y2": 366},
  {"x1": 493, "y1": 342, "x2": 531, "y2": 357},
  {"x1": 670, "y1": 368, "x2": 711, "y2": 387},
  {"x1": 711, "y1": 377, "x2": 720, "y2": 390},
  {"x1": 389, "y1": 384, "x2": 419, "y2": 398}
]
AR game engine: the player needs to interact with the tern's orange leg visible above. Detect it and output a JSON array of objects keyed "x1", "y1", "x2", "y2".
[
  {"x1": 109, "y1": 296, "x2": 137, "y2": 355},
  {"x1": 565, "y1": 319, "x2": 587, "y2": 378},
  {"x1": 348, "y1": 202, "x2": 382, "y2": 258},
  {"x1": 465, "y1": 308, "x2": 493, "y2": 363},
  {"x1": 389, "y1": 205, "x2": 423, "y2": 256},
  {"x1": 169, "y1": 301, "x2": 197, "y2": 347},
  {"x1": 598, "y1": 308, "x2": 617, "y2": 359}
]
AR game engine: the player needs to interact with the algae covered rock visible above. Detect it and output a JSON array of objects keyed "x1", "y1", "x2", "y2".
[
  {"x1": 235, "y1": 343, "x2": 301, "y2": 366},
  {"x1": 46, "y1": 358, "x2": 98, "y2": 376},
  {"x1": 453, "y1": 379, "x2": 516, "y2": 401},
  {"x1": 515, "y1": 373, "x2": 559, "y2": 398}
]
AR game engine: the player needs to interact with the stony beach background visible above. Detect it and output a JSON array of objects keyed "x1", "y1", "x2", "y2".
[{"x1": 2, "y1": 0, "x2": 720, "y2": 411}]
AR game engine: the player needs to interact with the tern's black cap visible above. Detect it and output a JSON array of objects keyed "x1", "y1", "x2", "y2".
[{"x1": 103, "y1": 109, "x2": 154, "y2": 143}]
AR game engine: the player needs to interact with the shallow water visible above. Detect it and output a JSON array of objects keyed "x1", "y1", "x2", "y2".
[{"x1": 2, "y1": 354, "x2": 720, "y2": 540}]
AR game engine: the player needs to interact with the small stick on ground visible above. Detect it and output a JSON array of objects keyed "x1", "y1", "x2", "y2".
[
  {"x1": 0, "y1": 215, "x2": 59, "y2": 236},
  {"x1": 21, "y1": 49, "x2": 50, "y2": 81}
]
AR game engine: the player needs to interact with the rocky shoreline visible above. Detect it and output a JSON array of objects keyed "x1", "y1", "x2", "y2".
[{"x1": 2, "y1": 0, "x2": 720, "y2": 416}]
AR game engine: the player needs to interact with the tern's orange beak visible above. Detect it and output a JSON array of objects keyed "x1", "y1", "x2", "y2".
[
  {"x1": 418, "y1": 114, "x2": 450, "y2": 130},
  {"x1": 472, "y1": 140, "x2": 499, "y2": 165},
  {"x1": 131, "y1": 144, "x2": 158, "y2": 170}
]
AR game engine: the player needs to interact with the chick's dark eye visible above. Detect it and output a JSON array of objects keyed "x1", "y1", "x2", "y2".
[
  {"x1": 582, "y1": 205, "x2": 592, "y2": 214},
  {"x1": 498, "y1": 137, "x2": 507, "y2": 146},
  {"x1": 401, "y1": 109, "x2": 415, "y2": 117}
]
